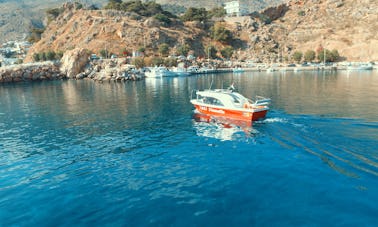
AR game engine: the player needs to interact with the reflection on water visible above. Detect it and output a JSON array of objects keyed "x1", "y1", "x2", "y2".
[{"x1": 192, "y1": 113, "x2": 256, "y2": 141}]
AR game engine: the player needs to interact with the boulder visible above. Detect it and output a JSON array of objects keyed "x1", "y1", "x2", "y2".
[{"x1": 60, "y1": 48, "x2": 91, "y2": 78}]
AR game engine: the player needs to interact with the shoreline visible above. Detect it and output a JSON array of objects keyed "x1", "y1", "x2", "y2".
[{"x1": 0, "y1": 61, "x2": 376, "y2": 84}]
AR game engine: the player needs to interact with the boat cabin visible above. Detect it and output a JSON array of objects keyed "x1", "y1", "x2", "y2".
[{"x1": 196, "y1": 89, "x2": 249, "y2": 109}]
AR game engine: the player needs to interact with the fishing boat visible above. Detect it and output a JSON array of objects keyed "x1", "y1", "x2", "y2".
[{"x1": 190, "y1": 85, "x2": 271, "y2": 122}]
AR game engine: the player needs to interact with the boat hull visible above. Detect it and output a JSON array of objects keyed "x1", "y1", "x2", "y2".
[{"x1": 192, "y1": 103, "x2": 268, "y2": 122}]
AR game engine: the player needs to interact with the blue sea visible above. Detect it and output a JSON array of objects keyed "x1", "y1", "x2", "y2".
[{"x1": 1, "y1": 70, "x2": 378, "y2": 226}]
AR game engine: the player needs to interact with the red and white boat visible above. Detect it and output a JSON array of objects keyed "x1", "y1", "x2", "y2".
[{"x1": 190, "y1": 86, "x2": 271, "y2": 122}]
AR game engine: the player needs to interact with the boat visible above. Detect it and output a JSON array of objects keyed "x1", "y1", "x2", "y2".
[
  {"x1": 198, "y1": 66, "x2": 217, "y2": 74},
  {"x1": 190, "y1": 85, "x2": 271, "y2": 122},
  {"x1": 346, "y1": 63, "x2": 373, "y2": 71},
  {"x1": 232, "y1": 67, "x2": 245, "y2": 73},
  {"x1": 171, "y1": 67, "x2": 191, "y2": 76},
  {"x1": 187, "y1": 66, "x2": 200, "y2": 74},
  {"x1": 144, "y1": 66, "x2": 177, "y2": 78}
]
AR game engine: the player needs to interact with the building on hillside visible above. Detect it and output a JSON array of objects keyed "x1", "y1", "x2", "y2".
[{"x1": 224, "y1": 1, "x2": 249, "y2": 17}]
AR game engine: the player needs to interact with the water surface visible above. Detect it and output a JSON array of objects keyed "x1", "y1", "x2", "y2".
[{"x1": 1, "y1": 70, "x2": 378, "y2": 226}]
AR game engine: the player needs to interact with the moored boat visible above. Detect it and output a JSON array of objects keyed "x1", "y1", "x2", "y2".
[
  {"x1": 144, "y1": 66, "x2": 177, "y2": 78},
  {"x1": 346, "y1": 63, "x2": 373, "y2": 71},
  {"x1": 190, "y1": 85, "x2": 271, "y2": 122}
]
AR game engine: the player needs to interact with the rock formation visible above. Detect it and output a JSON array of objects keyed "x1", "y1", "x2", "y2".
[{"x1": 60, "y1": 48, "x2": 91, "y2": 79}]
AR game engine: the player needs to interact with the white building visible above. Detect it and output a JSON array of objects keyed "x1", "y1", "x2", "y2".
[{"x1": 224, "y1": 1, "x2": 249, "y2": 17}]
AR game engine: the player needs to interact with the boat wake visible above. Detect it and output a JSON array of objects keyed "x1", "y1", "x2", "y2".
[
  {"x1": 255, "y1": 117, "x2": 289, "y2": 124},
  {"x1": 261, "y1": 114, "x2": 378, "y2": 179}
]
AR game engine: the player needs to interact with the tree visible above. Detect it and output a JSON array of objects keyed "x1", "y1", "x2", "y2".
[
  {"x1": 33, "y1": 53, "x2": 40, "y2": 62},
  {"x1": 181, "y1": 7, "x2": 207, "y2": 22},
  {"x1": 317, "y1": 49, "x2": 338, "y2": 62},
  {"x1": 304, "y1": 50, "x2": 316, "y2": 62},
  {"x1": 207, "y1": 45, "x2": 217, "y2": 59},
  {"x1": 292, "y1": 51, "x2": 303, "y2": 63},
  {"x1": 46, "y1": 51, "x2": 56, "y2": 60},
  {"x1": 177, "y1": 44, "x2": 190, "y2": 56},
  {"x1": 208, "y1": 7, "x2": 226, "y2": 18},
  {"x1": 211, "y1": 23, "x2": 233, "y2": 44},
  {"x1": 38, "y1": 52, "x2": 47, "y2": 61},
  {"x1": 154, "y1": 13, "x2": 171, "y2": 25},
  {"x1": 158, "y1": 43, "x2": 170, "y2": 57},
  {"x1": 104, "y1": 0, "x2": 122, "y2": 10},
  {"x1": 221, "y1": 46, "x2": 234, "y2": 59},
  {"x1": 329, "y1": 49, "x2": 340, "y2": 62}
]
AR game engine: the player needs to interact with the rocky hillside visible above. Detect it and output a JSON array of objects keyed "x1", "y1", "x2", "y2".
[
  {"x1": 25, "y1": 0, "x2": 378, "y2": 63},
  {"x1": 237, "y1": 0, "x2": 378, "y2": 62},
  {"x1": 0, "y1": 0, "x2": 284, "y2": 44},
  {"x1": 24, "y1": 3, "x2": 213, "y2": 62}
]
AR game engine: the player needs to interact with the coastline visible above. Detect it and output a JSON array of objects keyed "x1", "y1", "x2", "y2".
[{"x1": 0, "y1": 60, "x2": 376, "y2": 84}]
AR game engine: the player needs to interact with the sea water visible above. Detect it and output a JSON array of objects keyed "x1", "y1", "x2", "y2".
[{"x1": 1, "y1": 70, "x2": 378, "y2": 226}]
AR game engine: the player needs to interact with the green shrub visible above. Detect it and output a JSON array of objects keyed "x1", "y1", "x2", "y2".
[
  {"x1": 207, "y1": 46, "x2": 218, "y2": 59},
  {"x1": 181, "y1": 7, "x2": 207, "y2": 22},
  {"x1": 304, "y1": 50, "x2": 316, "y2": 62},
  {"x1": 158, "y1": 43, "x2": 170, "y2": 57},
  {"x1": 33, "y1": 53, "x2": 40, "y2": 62},
  {"x1": 292, "y1": 51, "x2": 303, "y2": 63},
  {"x1": 208, "y1": 7, "x2": 226, "y2": 18},
  {"x1": 211, "y1": 23, "x2": 233, "y2": 44},
  {"x1": 154, "y1": 13, "x2": 171, "y2": 25},
  {"x1": 177, "y1": 44, "x2": 190, "y2": 56},
  {"x1": 99, "y1": 49, "x2": 108, "y2": 58}
]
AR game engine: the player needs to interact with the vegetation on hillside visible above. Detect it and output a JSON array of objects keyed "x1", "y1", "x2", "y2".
[
  {"x1": 27, "y1": 27, "x2": 45, "y2": 43},
  {"x1": 32, "y1": 50, "x2": 63, "y2": 62},
  {"x1": 104, "y1": 0, "x2": 175, "y2": 19}
]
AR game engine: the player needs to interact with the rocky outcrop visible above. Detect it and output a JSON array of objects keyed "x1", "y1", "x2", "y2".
[
  {"x1": 60, "y1": 48, "x2": 91, "y2": 79},
  {"x1": 261, "y1": 3, "x2": 289, "y2": 22},
  {"x1": 0, "y1": 55, "x2": 143, "y2": 84},
  {"x1": 79, "y1": 59, "x2": 144, "y2": 82},
  {"x1": 0, "y1": 62, "x2": 64, "y2": 83}
]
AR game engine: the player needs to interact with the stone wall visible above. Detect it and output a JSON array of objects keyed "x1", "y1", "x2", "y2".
[{"x1": 0, "y1": 62, "x2": 64, "y2": 83}]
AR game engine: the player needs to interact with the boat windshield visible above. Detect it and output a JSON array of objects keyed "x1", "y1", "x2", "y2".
[
  {"x1": 202, "y1": 97, "x2": 224, "y2": 106},
  {"x1": 229, "y1": 93, "x2": 242, "y2": 104}
]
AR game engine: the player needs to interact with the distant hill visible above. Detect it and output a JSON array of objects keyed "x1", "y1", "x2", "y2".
[{"x1": 0, "y1": 0, "x2": 285, "y2": 44}]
